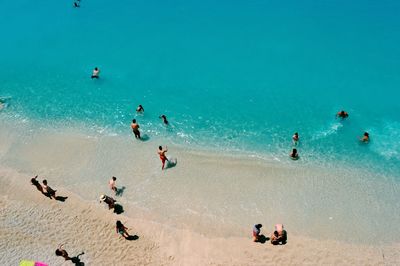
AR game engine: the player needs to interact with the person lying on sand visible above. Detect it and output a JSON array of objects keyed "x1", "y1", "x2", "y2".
[
  {"x1": 252, "y1": 224, "x2": 262, "y2": 242},
  {"x1": 100, "y1": 194, "x2": 116, "y2": 209},
  {"x1": 270, "y1": 224, "x2": 287, "y2": 245},
  {"x1": 42, "y1": 179, "x2": 57, "y2": 199},
  {"x1": 158, "y1": 145, "x2": 169, "y2": 170},
  {"x1": 116, "y1": 220, "x2": 130, "y2": 238},
  {"x1": 55, "y1": 244, "x2": 71, "y2": 260}
]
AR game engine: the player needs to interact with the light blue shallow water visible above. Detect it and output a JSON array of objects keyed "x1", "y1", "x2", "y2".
[{"x1": 1, "y1": 0, "x2": 399, "y2": 176}]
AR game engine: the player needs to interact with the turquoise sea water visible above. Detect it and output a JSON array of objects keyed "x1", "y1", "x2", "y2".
[{"x1": 1, "y1": 0, "x2": 399, "y2": 176}]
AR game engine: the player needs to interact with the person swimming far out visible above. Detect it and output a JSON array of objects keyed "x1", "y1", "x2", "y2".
[
  {"x1": 290, "y1": 148, "x2": 299, "y2": 160},
  {"x1": 131, "y1": 119, "x2": 141, "y2": 139},
  {"x1": 159, "y1": 114, "x2": 169, "y2": 125},
  {"x1": 91, "y1": 67, "x2": 100, "y2": 79},
  {"x1": 336, "y1": 110, "x2": 349, "y2": 119},
  {"x1": 292, "y1": 132, "x2": 299, "y2": 145},
  {"x1": 136, "y1": 104, "x2": 144, "y2": 113},
  {"x1": 360, "y1": 132, "x2": 370, "y2": 143}
]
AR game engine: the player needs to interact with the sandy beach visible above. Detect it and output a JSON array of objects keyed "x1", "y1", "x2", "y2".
[{"x1": 1, "y1": 122, "x2": 399, "y2": 265}]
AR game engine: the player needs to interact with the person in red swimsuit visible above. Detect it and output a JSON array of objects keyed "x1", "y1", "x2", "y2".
[{"x1": 158, "y1": 146, "x2": 169, "y2": 170}]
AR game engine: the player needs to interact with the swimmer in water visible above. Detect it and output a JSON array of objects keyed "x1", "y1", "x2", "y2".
[
  {"x1": 158, "y1": 146, "x2": 169, "y2": 170},
  {"x1": 336, "y1": 110, "x2": 349, "y2": 119},
  {"x1": 292, "y1": 132, "x2": 299, "y2": 144},
  {"x1": 131, "y1": 119, "x2": 141, "y2": 139},
  {"x1": 360, "y1": 132, "x2": 370, "y2": 143},
  {"x1": 73, "y1": 1, "x2": 80, "y2": 8},
  {"x1": 136, "y1": 105, "x2": 144, "y2": 113},
  {"x1": 159, "y1": 115, "x2": 169, "y2": 125},
  {"x1": 91, "y1": 67, "x2": 100, "y2": 79}
]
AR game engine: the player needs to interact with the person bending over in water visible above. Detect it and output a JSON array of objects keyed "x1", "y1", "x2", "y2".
[
  {"x1": 109, "y1": 176, "x2": 117, "y2": 194},
  {"x1": 270, "y1": 224, "x2": 287, "y2": 245},
  {"x1": 158, "y1": 145, "x2": 169, "y2": 170},
  {"x1": 55, "y1": 244, "x2": 71, "y2": 260},
  {"x1": 136, "y1": 104, "x2": 144, "y2": 113},
  {"x1": 159, "y1": 114, "x2": 169, "y2": 125},
  {"x1": 131, "y1": 119, "x2": 141, "y2": 139},
  {"x1": 252, "y1": 224, "x2": 263, "y2": 242},
  {"x1": 42, "y1": 179, "x2": 57, "y2": 199},
  {"x1": 360, "y1": 132, "x2": 370, "y2": 143},
  {"x1": 336, "y1": 110, "x2": 349, "y2": 119},
  {"x1": 292, "y1": 132, "x2": 299, "y2": 144},
  {"x1": 290, "y1": 148, "x2": 299, "y2": 160},
  {"x1": 116, "y1": 220, "x2": 130, "y2": 238},
  {"x1": 91, "y1": 67, "x2": 100, "y2": 79},
  {"x1": 100, "y1": 194, "x2": 116, "y2": 209}
]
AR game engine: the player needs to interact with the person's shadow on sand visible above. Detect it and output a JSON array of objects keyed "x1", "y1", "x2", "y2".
[
  {"x1": 70, "y1": 252, "x2": 85, "y2": 266},
  {"x1": 125, "y1": 235, "x2": 139, "y2": 241},
  {"x1": 165, "y1": 158, "x2": 177, "y2": 170},
  {"x1": 115, "y1": 186, "x2": 126, "y2": 197},
  {"x1": 257, "y1": 235, "x2": 269, "y2": 244},
  {"x1": 139, "y1": 134, "x2": 150, "y2": 141},
  {"x1": 113, "y1": 203, "x2": 124, "y2": 214}
]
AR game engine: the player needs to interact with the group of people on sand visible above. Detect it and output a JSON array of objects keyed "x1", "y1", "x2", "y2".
[
  {"x1": 288, "y1": 110, "x2": 370, "y2": 160},
  {"x1": 253, "y1": 224, "x2": 287, "y2": 245}
]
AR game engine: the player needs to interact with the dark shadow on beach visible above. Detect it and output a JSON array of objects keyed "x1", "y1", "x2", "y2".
[
  {"x1": 55, "y1": 196, "x2": 69, "y2": 202},
  {"x1": 139, "y1": 134, "x2": 150, "y2": 141},
  {"x1": 125, "y1": 235, "x2": 139, "y2": 241},
  {"x1": 165, "y1": 158, "x2": 177, "y2": 170},
  {"x1": 115, "y1": 186, "x2": 126, "y2": 197},
  {"x1": 256, "y1": 235, "x2": 269, "y2": 244},
  {"x1": 70, "y1": 252, "x2": 85, "y2": 266},
  {"x1": 114, "y1": 203, "x2": 124, "y2": 214}
]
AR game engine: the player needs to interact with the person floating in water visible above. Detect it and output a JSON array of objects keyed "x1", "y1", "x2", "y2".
[
  {"x1": 360, "y1": 132, "x2": 370, "y2": 143},
  {"x1": 336, "y1": 110, "x2": 349, "y2": 119},
  {"x1": 158, "y1": 145, "x2": 169, "y2": 170},
  {"x1": 91, "y1": 67, "x2": 100, "y2": 79},
  {"x1": 73, "y1": 1, "x2": 80, "y2": 8},
  {"x1": 159, "y1": 114, "x2": 169, "y2": 125},
  {"x1": 131, "y1": 119, "x2": 141, "y2": 139},
  {"x1": 136, "y1": 104, "x2": 144, "y2": 113},
  {"x1": 290, "y1": 148, "x2": 299, "y2": 160},
  {"x1": 292, "y1": 132, "x2": 299, "y2": 145}
]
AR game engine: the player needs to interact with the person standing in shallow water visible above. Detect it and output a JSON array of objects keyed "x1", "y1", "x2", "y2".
[
  {"x1": 158, "y1": 146, "x2": 169, "y2": 170},
  {"x1": 159, "y1": 114, "x2": 169, "y2": 125},
  {"x1": 91, "y1": 67, "x2": 100, "y2": 79},
  {"x1": 292, "y1": 132, "x2": 299, "y2": 145},
  {"x1": 136, "y1": 104, "x2": 144, "y2": 113},
  {"x1": 131, "y1": 119, "x2": 141, "y2": 139}
]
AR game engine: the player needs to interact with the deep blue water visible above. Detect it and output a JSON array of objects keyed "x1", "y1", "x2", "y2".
[{"x1": 1, "y1": 0, "x2": 399, "y2": 176}]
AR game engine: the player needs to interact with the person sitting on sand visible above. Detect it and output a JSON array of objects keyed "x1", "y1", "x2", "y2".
[
  {"x1": 31, "y1": 175, "x2": 43, "y2": 192},
  {"x1": 292, "y1": 132, "x2": 299, "y2": 144},
  {"x1": 100, "y1": 194, "x2": 116, "y2": 209},
  {"x1": 55, "y1": 244, "x2": 71, "y2": 260},
  {"x1": 136, "y1": 104, "x2": 144, "y2": 113},
  {"x1": 131, "y1": 119, "x2": 141, "y2": 139},
  {"x1": 360, "y1": 132, "x2": 370, "y2": 143},
  {"x1": 116, "y1": 220, "x2": 130, "y2": 238},
  {"x1": 252, "y1": 224, "x2": 262, "y2": 242},
  {"x1": 336, "y1": 110, "x2": 349, "y2": 119},
  {"x1": 91, "y1": 67, "x2": 100, "y2": 79},
  {"x1": 290, "y1": 148, "x2": 299, "y2": 160},
  {"x1": 42, "y1": 179, "x2": 57, "y2": 199},
  {"x1": 109, "y1": 176, "x2": 117, "y2": 194},
  {"x1": 159, "y1": 115, "x2": 169, "y2": 125},
  {"x1": 270, "y1": 224, "x2": 287, "y2": 245},
  {"x1": 158, "y1": 145, "x2": 169, "y2": 170}
]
